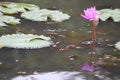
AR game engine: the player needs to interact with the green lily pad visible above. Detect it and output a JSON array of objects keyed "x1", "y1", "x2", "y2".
[
  {"x1": 97, "y1": 8, "x2": 120, "y2": 22},
  {"x1": 21, "y1": 9, "x2": 71, "y2": 22},
  {"x1": 0, "y1": 2, "x2": 39, "y2": 14},
  {"x1": 0, "y1": 34, "x2": 53, "y2": 49},
  {"x1": 0, "y1": 15, "x2": 20, "y2": 26},
  {"x1": 16, "y1": 3, "x2": 39, "y2": 11},
  {"x1": 0, "y1": 12, "x2": 3, "y2": 16},
  {"x1": 0, "y1": 2, "x2": 71, "y2": 26},
  {"x1": 0, "y1": 21, "x2": 7, "y2": 26},
  {"x1": 111, "y1": 9, "x2": 120, "y2": 22},
  {"x1": 115, "y1": 41, "x2": 120, "y2": 50},
  {"x1": 0, "y1": 6, "x2": 26, "y2": 14}
]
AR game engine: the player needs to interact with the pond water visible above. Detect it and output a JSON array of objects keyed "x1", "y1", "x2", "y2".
[{"x1": 0, "y1": 0, "x2": 120, "y2": 80}]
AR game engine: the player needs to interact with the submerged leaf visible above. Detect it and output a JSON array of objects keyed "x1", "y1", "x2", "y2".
[
  {"x1": 21, "y1": 9, "x2": 71, "y2": 22},
  {"x1": 0, "y1": 34, "x2": 53, "y2": 49}
]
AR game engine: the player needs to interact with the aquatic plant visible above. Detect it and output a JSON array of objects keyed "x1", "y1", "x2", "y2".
[
  {"x1": 0, "y1": 2, "x2": 39, "y2": 14},
  {"x1": 81, "y1": 41, "x2": 95, "y2": 72},
  {"x1": 81, "y1": 7, "x2": 101, "y2": 21},
  {"x1": 81, "y1": 6, "x2": 101, "y2": 41},
  {"x1": 80, "y1": 7, "x2": 101, "y2": 72},
  {"x1": 0, "y1": 34, "x2": 53, "y2": 49},
  {"x1": 0, "y1": 15, "x2": 20, "y2": 26},
  {"x1": 115, "y1": 41, "x2": 120, "y2": 50},
  {"x1": 0, "y1": 2, "x2": 71, "y2": 27},
  {"x1": 12, "y1": 71, "x2": 85, "y2": 80},
  {"x1": 21, "y1": 9, "x2": 71, "y2": 22},
  {"x1": 97, "y1": 9, "x2": 120, "y2": 22},
  {"x1": 0, "y1": 12, "x2": 2, "y2": 16}
]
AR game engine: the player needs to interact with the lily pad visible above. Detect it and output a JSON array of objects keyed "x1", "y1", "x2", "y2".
[
  {"x1": 12, "y1": 71, "x2": 85, "y2": 80},
  {"x1": 115, "y1": 41, "x2": 120, "y2": 50},
  {"x1": 0, "y1": 15, "x2": 20, "y2": 26},
  {"x1": 16, "y1": 3, "x2": 39, "y2": 11},
  {"x1": 0, "y1": 2, "x2": 39, "y2": 14},
  {"x1": 0, "y1": 6, "x2": 26, "y2": 14},
  {"x1": 21, "y1": 9, "x2": 71, "y2": 22},
  {"x1": 97, "y1": 9, "x2": 120, "y2": 22},
  {"x1": 111, "y1": 9, "x2": 120, "y2": 22},
  {"x1": 0, "y1": 12, "x2": 3, "y2": 16},
  {"x1": 0, "y1": 34, "x2": 53, "y2": 49},
  {"x1": 0, "y1": 21, "x2": 7, "y2": 26}
]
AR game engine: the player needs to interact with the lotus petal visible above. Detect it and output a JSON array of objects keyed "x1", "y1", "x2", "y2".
[{"x1": 0, "y1": 34, "x2": 53, "y2": 49}]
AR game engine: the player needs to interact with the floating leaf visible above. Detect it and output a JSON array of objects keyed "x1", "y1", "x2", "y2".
[
  {"x1": 0, "y1": 15, "x2": 20, "y2": 26},
  {"x1": 12, "y1": 71, "x2": 85, "y2": 80},
  {"x1": 115, "y1": 41, "x2": 120, "y2": 50},
  {"x1": 96, "y1": 10, "x2": 111, "y2": 21},
  {"x1": 111, "y1": 9, "x2": 120, "y2": 22},
  {"x1": 21, "y1": 9, "x2": 71, "y2": 22},
  {"x1": 0, "y1": 6, "x2": 26, "y2": 14},
  {"x1": 97, "y1": 9, "x2": 120, "y2": 22},
  {"x1": 16, "y1": 3, "x2": 40, "y2": 11},
  {"x1": 0, "y1": 2, "x2": 39, "y2": 14},
  {"x1": 0, "y1": 12, "x2": 3, "y2": 16},
  {"x1": 0, "y1": 21, "x2": 7, "y2": 26},
  {"x1": 0, "y1": 34, "x2": 53, "y2": 49}
]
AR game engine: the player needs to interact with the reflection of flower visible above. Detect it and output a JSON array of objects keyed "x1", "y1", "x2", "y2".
[
  {"x1": 81, "y1": 63, "x2": 94, "y2": 72},
  {"x1": 80, "y1": 6, "x2": 101, "y2": 21}
]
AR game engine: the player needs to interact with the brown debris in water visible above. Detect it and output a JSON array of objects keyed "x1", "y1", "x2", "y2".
[{"x1": 96, "y1": 54, "x2": 120, "y2": 67}]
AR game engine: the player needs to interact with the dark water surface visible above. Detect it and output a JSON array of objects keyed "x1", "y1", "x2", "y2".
[{"x1": 0, "y1": 0, "x2": 120, "y2": 80}]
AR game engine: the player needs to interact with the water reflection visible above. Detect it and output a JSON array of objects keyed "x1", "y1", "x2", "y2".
[
  {"x1": 12, "y1": 71, "x2": 86, "y2": 80},
  {"x1": 81, "y1": 40, "x2": 96, "y2": 72}
]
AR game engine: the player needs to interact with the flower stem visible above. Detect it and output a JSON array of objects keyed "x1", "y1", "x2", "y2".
[
  {"x1": 90, "y1": 40, "x2": 95, "y2": 63},
  {"x1": 91, "y1": 21, "x2": 96, "y2": 41},
  {"x1": 89, "y1": 20, "x2": 97, "y2": 64}
]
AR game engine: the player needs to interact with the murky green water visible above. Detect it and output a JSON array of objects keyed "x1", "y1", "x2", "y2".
[{"x1": 0, "y1": 0, "x2": 120, "y2": 80}]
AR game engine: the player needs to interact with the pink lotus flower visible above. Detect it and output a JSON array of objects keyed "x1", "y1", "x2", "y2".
[
  {"x1": 81, "y1": 6, "x2": 101, "y2": 21},
  {"x1": 81, "y1": 63, "x2": 94, "y2": 72}
]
